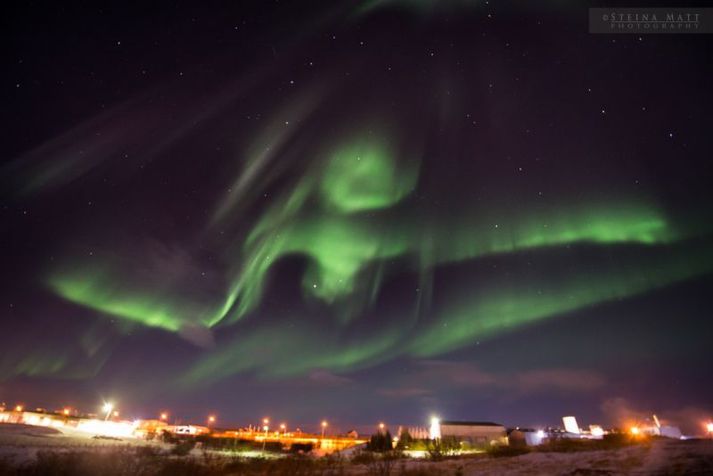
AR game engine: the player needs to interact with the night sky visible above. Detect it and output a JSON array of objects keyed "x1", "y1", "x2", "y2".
[{"x1": 2, "y1": 1, "x2": 713, "y2": 434}]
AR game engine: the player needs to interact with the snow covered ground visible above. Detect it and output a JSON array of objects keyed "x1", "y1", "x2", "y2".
[
  {"x1": 0, "y1": 423, "x2": 166, "y2": 465},
  {"x1": 386, "y1": 439, "x2": 713, "y2": 475},
  {"x1": 1, "y1": 423, "x2": 712, "y2": 474}
]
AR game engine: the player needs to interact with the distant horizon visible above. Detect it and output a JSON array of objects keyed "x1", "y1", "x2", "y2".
[{"x1": 2, "y1": 395, "x2": 709, "y2": 437}]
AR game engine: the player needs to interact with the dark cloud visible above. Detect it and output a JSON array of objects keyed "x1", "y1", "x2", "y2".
[{"x1": 388, "y1": 360, "x2": 605, "y2": 397}]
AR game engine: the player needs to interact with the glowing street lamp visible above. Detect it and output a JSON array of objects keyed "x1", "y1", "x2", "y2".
[
  {"x1": 160, "y1": 412, "x2": 168, "y2": 421},
  {"x1": 208, "y1": 415, "x2": 216, "y2": 425},
  {"x1": 262, "y1": 420, "x2": 270, "y2": 452},
  {"x1": 706, "y1": 422, "x2": 713, "y2": 437},
  {"x1": 321, "y1": 420, "x2": 328, "y2": 438},
  {"x1": 280, "y1": 423, "x2": 286, "y2": 434},
  {"x1": 102, "y1": 402, "x2": 114, "y2": 421},
  {"x1": 630, "y1": 426, "x2": 640, "y2": 436},
  {"x1": 14, "y1": 405, "x2": 23, "y2": 412},
  {"x1": 63, "y1": 408, "x2": 71, "y2": 416},
  {"x1": 379, "y1": 422, "x2": 385, "y2": 432},
  {"x1": 429, "y1": 417, "x2": 441, "y2": 440}
]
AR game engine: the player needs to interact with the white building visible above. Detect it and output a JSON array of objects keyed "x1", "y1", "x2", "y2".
[{"x1": 432, "y1": 420, "x2": 508, "y2": 447}]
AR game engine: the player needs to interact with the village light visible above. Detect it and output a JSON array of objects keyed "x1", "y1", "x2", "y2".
[
  {"x1": 160, "y1": 412, "x2": 168, "y2": 421},
  {"x1": 630, "y1": 426, "x2": 640, "y2": 436},
  {"x1": 706, "y1": 422, "x2": 713, "y2": 436}
]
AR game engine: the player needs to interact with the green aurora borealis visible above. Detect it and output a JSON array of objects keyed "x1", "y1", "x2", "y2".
[{"x1": 42, "y1": 129, "x2": 713, "y2": 385}]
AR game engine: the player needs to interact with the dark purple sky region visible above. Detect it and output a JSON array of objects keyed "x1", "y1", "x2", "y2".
[{"x1": 2, "y1": 1, "x2": 712, "y2": 434}]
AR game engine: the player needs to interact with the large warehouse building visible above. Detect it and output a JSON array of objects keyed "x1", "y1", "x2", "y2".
[{"x1": 432, "y1": 420, "x2": 508, "y2": 447}]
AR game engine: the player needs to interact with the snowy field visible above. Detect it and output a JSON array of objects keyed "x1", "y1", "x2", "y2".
[
  {"x1": 1, "y1": 423, "x2": 712, "y2": 475},
  {"x1": 0, "y1": 423, "x2": 167, "y2": 464},
  {"x1": 394, "y1": 439, "x2": 713, "y2": 475}
]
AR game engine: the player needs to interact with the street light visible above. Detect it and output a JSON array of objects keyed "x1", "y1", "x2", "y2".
[
  {"x1": 321, "y1": 420, "x2": 328, "y2": 438},
  {"x1": 14, "y1": 405, "x2": 23, "y2": 412},
  {"x1": 102, "y1": 402, "x2": 114, "y2": 421},
  {"x1": 208, "y1": 415, "x2": 216, "y2": 425},
  {"x1": 280, "y1": 423, "x2": 286, "y2": 434},
  {"x1": 262, "y1": 422, "x2": 269, "y2": 452},
  {"x1": 429, "y1": 417, "x2": 441, "y2": 440},
  {"x1": 160, "y1": 412, "x2": 168, "y2": 421},
  {"x1": 706, "y1": 422, "x2": 713, "y2": 437},
  {"x1": 379, "y1": 422, "x2": 385, "y2": 432}
]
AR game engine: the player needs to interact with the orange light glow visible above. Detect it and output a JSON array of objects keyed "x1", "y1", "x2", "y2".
[
  {"x1": 160, "y1": 413, "x2": 168, "y2": 421},
  {"x1": 14, "y1": 405, "x2": 23, "y2": 412},
  {"x1": 322, "y1": 420, "x2": 328, "y2": 427},
  {"x1": 630, "y1": 426, "x2": 640, "y2": 436},
  {"x1": 63, "y1": 408, "x2": 70, "y2": 416},
  {"x1": 208, "y1": 415, "x2": 216, "y2": 423},
  {"x1": 379, "y1": 422, "x2": 385, "y2": 430},
  {"x1": 706, "y1": 422, "x2": 713, "y2": 433}
]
